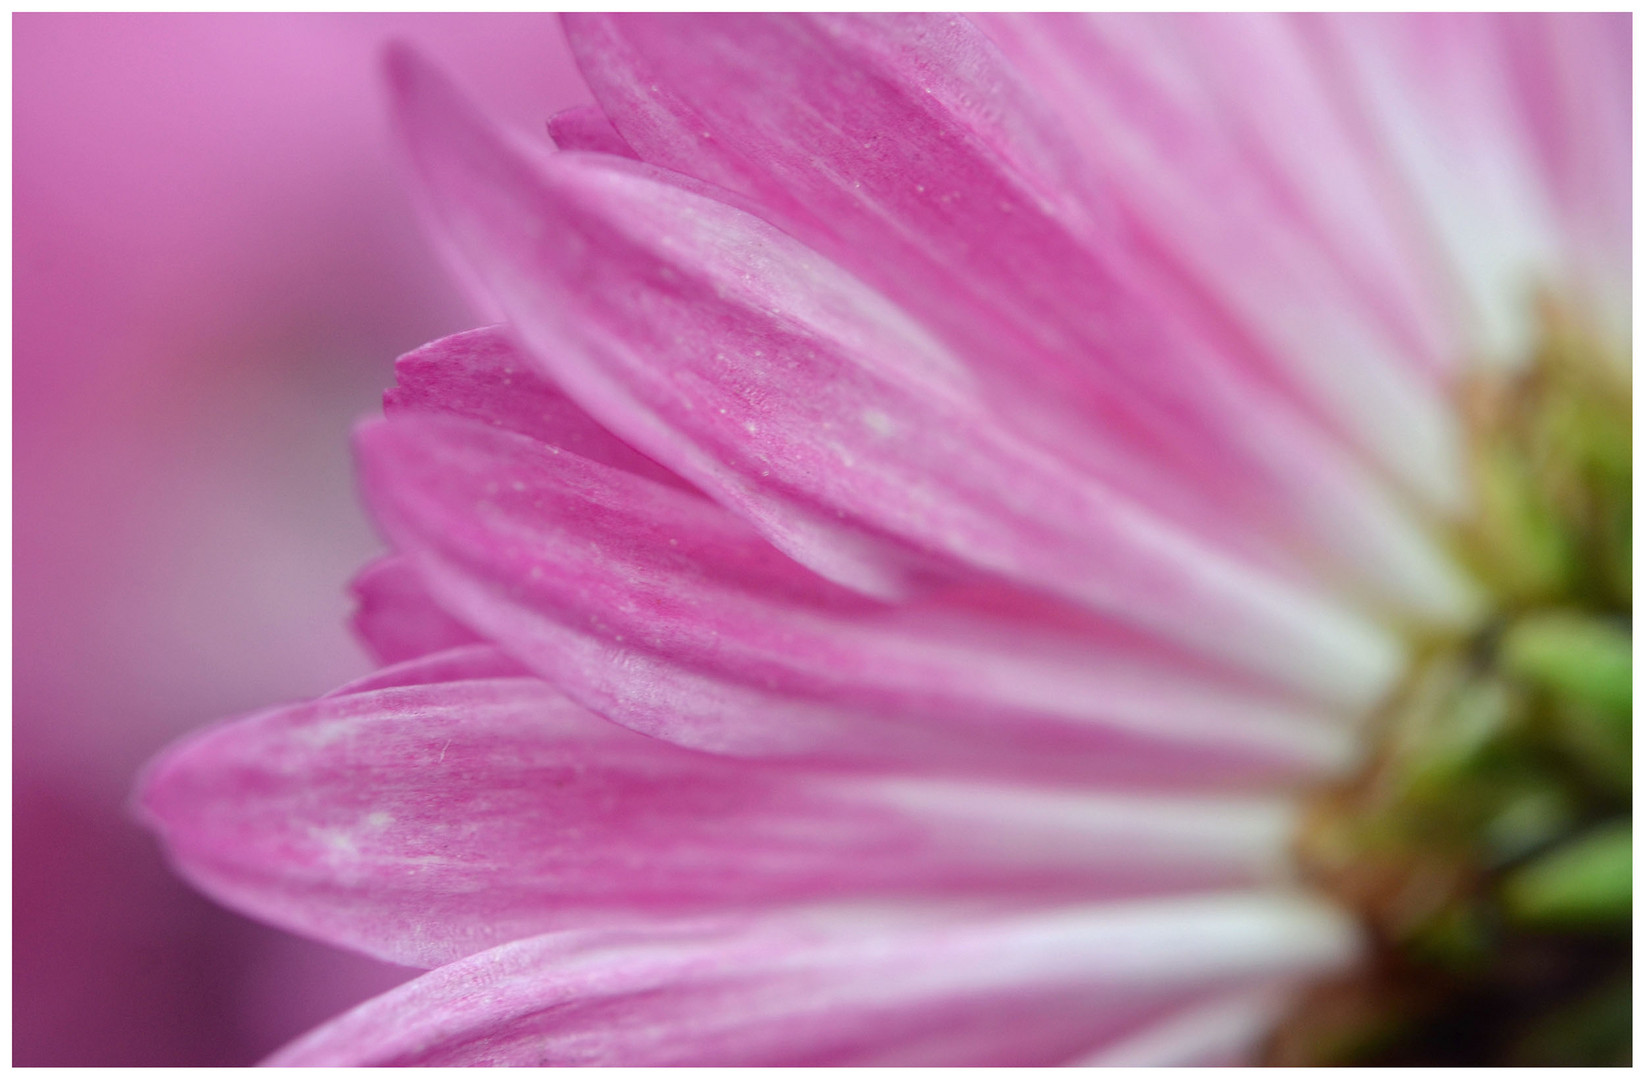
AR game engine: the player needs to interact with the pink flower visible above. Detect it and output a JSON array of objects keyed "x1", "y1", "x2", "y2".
[{"x1": 138, "y1": 14, "x2": 1629, "y2": 1066}]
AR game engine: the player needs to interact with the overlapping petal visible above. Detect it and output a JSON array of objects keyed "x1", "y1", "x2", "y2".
[
  {"x1": 132, "y1": 14, "x2": 1628, "y2": 1068},
  {"x1": 326, "y1": 642, "x2": 530, "y2": 696},
  {"x1": 359, "y1": 333, "x2": 1357, "y2": 779},
  {"x1": 139, "y1": 665, "x2": 1302, "y2": 969},
  {"x1": 384, "y1": 324, "x2": 686, "y2": 490},
  {"x1": 266, "y1": 896, "x2": 1358, "y2": 1065},
  {"x1": 350, "y1": 554, "x2": 485, "y2": 664},
  {"x1": 977, "y1": 13, "x2": 1467, "y2": 511},
  {"x1": 557, "y1": 14, "x2": 1480, "y2": 625},
  {"x1": 386, "y1": 48, "x2": 1424, "y2": 710},
  {"x1": 546, "y1": 104, "x2": 636, "y2": 158}
]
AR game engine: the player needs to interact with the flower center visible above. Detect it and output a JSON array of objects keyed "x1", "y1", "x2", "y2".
[{"x1": 1270, "y1": 309, "x2": 1632, "y2": 1065}]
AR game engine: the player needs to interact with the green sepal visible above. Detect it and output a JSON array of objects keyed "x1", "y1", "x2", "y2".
[
  {"x1": 1393, "y1": 672, "x2": 1515, "y2": 812},
  {"x1": 1500, "y1": 611, "x2": 1632, "y2": 720},
  {"x1": 1550, "y1": 699, "x2": 1633, "y2": 796},
  {"x1": 1482, "y1": 782, "x2": 1580, "y2": 864},
  {"x1": 1501, "y1": 820, "x2": 1632, "y2": 929}
]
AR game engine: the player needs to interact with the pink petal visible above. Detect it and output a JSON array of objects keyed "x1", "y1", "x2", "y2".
[
  {"x1": 557, "y1": 10, "x2": 1191, "y2": 465},
  {"x1": 1070, "y1": 985, "x2": 1292, "y2": 1066},
  {"x1": 555, "y1": 16, "x2": 1478, "y2": 626},
  {"x1": 558, "y1": 13, "x2": 1117, "y2": 375},
  {"x1": 1500, "y1": 13, "x2": 1631, "y2": 354},
  {"x1": 349, "y1": 554, "x2": 484, "y2": 664},
  {"x1": 383, "y1": 324, "x2": 688, "y2": 490},
  {"x1": 977, "y1": 13, "x2": 1468, "y2": 513},
  {"x1": 546, "y1": 104, "x2": 638, "y2": 158},
  {"x1": 325, "y1": 642, "x2": 530, "y2": 697},
  {"x1": 385, "y1": 47, "x2": 1413, "y2": 710},
  {"x1": 139, "y1": 669, "x2": 1304, "y2": 969},
  {"x1": 358, "y1": 410, "x2": 1358, "y2": 780},
  {"x1": 1304, "y1": 14, "x2": 1562, "y2": 366},
  {"x1": 265, "y1": 896, "x2": 1359, "y2": 1065}
]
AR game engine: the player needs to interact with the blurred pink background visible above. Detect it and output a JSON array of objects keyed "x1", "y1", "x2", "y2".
[{"x1": 14, "y1": 14, "x2": 589, "y2": 1064}]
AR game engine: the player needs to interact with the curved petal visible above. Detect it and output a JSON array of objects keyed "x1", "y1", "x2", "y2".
[
  {"x1": 349, "y1": 553, "x2": 484, "y2": 664},
  {"x1": 368, "y1": 327, "x2": 1357, "y2": 778},
  {"x1": 325, "y1": 642, "x2": 530, "y2": 697},
  {"x1": 555, "y1": 15, "x2": 1479, "y2": 626},
  {"x1": 139, "y1": 668, "x2": 1303, "y2": 968},
  {"x1": 546, "y1": 104, "x2": 637, "y2": 158},
  {"x1": 559, "y1": 12, "x2": 1118, "y2": 388},
  {"x1": 385, "y1": 47, "x2": 1413, "y2": 709},
  {"x1": 383, "y1": 324, "x2": 689, "y2": 490},
  {"x1": 358, "y1": 410, "x2": 1359, "y2": 780},
  {"x1": 265, "y1": 896, "x2": 1359, "y2": 1065}
]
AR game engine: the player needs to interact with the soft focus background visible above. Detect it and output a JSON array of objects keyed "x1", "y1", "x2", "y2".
[{"x1": 14, "y1": 14, "x2": 589, "y2": 1064}]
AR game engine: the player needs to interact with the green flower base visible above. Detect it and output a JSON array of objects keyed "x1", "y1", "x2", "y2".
[{"x1": 1273, "y1": 314, "x2": 1632, "y2": 1066}]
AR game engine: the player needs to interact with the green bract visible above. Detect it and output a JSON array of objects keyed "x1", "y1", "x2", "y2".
[{"x1": 1290, "y1": 324, "x2": 1632, "y2": 1066}]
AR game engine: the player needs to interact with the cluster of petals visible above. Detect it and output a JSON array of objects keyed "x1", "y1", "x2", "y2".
[{"x1": 139, "y1": 13, "x2": 1628, "y2": 1066}]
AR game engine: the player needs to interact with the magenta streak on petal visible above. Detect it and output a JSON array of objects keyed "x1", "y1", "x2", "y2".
[
  {"x1": 357, "y1": 411, "x2": 1358, "y2": 783},
  {"x1": 385, "y1": 49, "x2": 1410, "y2": 711},
  {"x1": 263, "y1": 896, "x2": 1360, "y2": 1066},
  {"x1": 547, "y1": 104, "x2": 639, "y2": 158},
  {"x1": 349, "y1": 553, "x2": 485, "y2": 665},
  {"x1": 138, "y1": 669, "x2": 1303, "y2": 969},
  {"x1": 556, "y1": 15, "x2": 1479, "y2": 627}
]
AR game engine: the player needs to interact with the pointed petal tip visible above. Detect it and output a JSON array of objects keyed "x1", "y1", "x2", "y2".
[
  {"x1": 548, "y1": 105, "x2": 639, "y2": 158},
  {"x1": 349, "y1": 415, "x2": 389, "y2": 472},
  {"x1": 384, "y1": 42, "x2": 458, "y2": 153},
  {"x1": 383, "y1": 40, "x2": 515, "y2": 205},
  {"x1": 381, "y1": 41, "x2": 447, "y2": 143},
  {"x1": 347, "y1": 554, "x2": 488, "y2": 667},
  {"x1": 382, "y1": 39, "x2": 435, "y2": 107},
  {"x1": 129, "y1": 706, "x2": 263, "y2": 887}
]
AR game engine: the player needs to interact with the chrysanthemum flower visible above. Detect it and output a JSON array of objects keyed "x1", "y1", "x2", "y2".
[{"x1": 139, "y1": 14, "x2": 1630, "y2": 1066}]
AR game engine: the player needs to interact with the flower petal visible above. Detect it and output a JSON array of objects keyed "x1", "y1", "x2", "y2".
[
  {"x1": 325, "y1": 641, "x2": 529, "y2": 697},
  {"x1": 139, "y1": 668, "x2": 1304, "y2": 969},
  {"x1": 558, "y1": 12, "x2": 1122, "y2": 382},
  {"x1": 1500, "y1": 13, "x2": 1631, "y2": 354},
  {"x1": 265, "y1": 896, "x2": 1358, "y2": 1065},
  {"x1": 386, "y1": 47, "x2": 1413, "y2": 710},
  {"x1": 349, "y1": 554, "x2": 484, "y2": 665},
  {"x1": 1070, "y1": 985, "x2": 1292, "y2": 1066},
  {"x1": 358, "y1": 410, "x2": 1358, "y2": 780},
  {"x1": 977, "y1": 13, "x2": 1468, "y2": 512},
  {"x1": 546, "y1": 104, "x2": 637, "y2": 158},
  {"x1": 383, "y1": 323, "x2": 688, "y2": 490},
  {"x1": 556, "y1": 16, "x2": 1480, "y2": 625},
  {"x1": 1305, "y1": 14, "x2": 1562, "y2": 366}
]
